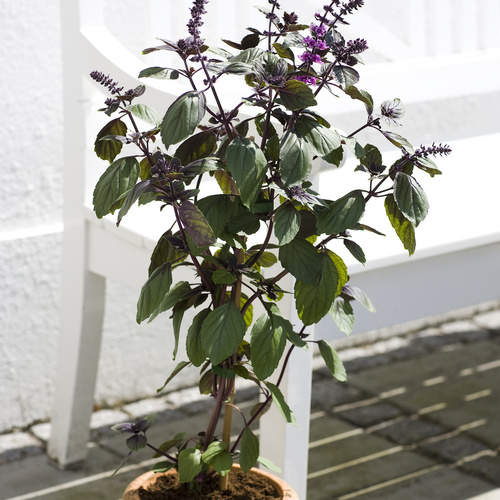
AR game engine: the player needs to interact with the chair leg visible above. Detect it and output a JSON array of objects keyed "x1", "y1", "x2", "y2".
[{"x1": 48, "y1": 268, "x2": 105, "y2": 468}]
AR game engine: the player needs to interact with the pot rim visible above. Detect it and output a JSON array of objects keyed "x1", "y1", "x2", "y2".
[{"x1": 122, "y1": 464, "x2": 299, "y2": 499}]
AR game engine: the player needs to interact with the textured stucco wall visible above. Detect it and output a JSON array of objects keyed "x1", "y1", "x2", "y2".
[{"x1": 0, "y1": 0, "x2": 201, "y2": 433}]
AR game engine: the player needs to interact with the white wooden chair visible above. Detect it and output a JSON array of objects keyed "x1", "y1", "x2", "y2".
[{"x1": 49, "y1": 1, "x2": 500, "y2": 498}]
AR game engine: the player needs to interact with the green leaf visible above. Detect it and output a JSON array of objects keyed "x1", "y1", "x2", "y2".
[
  {"x1": 127, "y1": 103, "x2": 160, "y2": 126},
  {"x1": 381, "y1": 131, "x2": 414, "y2": 152},
  {"x1": 317, "y1": 340, "x2": 347, "y2": 381},
  {"x1": 175, "y1": 131, "x2": 217, "y2": 165},
  {"x1": 172, "y1": 300, "x2": 188, "y2": 359},
  {"x1": 360, "y1": 144, "x2": 384, "y2": 174},
  {"x1": 93, "y1": 156, "x2": 140, "y2": 218},
  {"x1": 330, "y1": 65, "x2": 360, "y2": 90},
  {"x1": 414, "y1": 156, "x2": 442, "y2": 177},
  {"x1": 94, "y1": 118, "x2": 127, "y2": 162},
  {"x1": 226, "y1": 137, "x2": 267, "y2": 208},
  {"x1": 212, "y1": 269, "x2": 237, "y2": 285},
  {"x1": 384, "y1": 194, "x2": 416, "y2": 255},
  {"x1": 178, "y1": 448, "x2": 203, "y2": 483},
  {"x1": 257, "y1": 456, "x2": 282, "y2": 473},
  {"x1": 343, "y1": 239, "x2": 366, "y2": 264},
  {"x1": 394, "y1": 172, "x2": 429, "y2": 226},
  {"x1": 196, "y1": 195, "x2": 235, "y2": 238},
  {"x1": 156, "y1": 360, "x2": 191, "y2": 393},
  {"x1": 294, "y1": 116, "x2": 342, "y2": 158},
  {"x1": 274, "y1": 202, "x2": 301, "y2": 245},
  {"x1": 317, "y1": 190, "x2": 365, "y2": 235},
  {"x1": 330, "y1": 297, "x2": 355, "y2": 335},
  {"x1": 149, "y1": 281, "x2": 191, "y2": 323},
  {"x1": 138, "y1": 66, "x2": 180, "y2": 80},
  {"x1": 239, "y1": 427, "x2": 259, "y2": 473},
  {"x1": 161, "y1": 91, "x2": 206, "y2": 149},
  {"x1": 279, "y1": 79, "x2": 317, "y2": 111},
  {"x1": 344, "y1": 86, "x2": 374, "y2": 115},
  {"x1": 250, "y1": 313, "x2": 287, "y2": 379},
  {"x1": 149, "y1": 231, "x2": 187, "y2": 275},
  {"x1": 205, "y1": 449, "x2": 233, "y2": 476},
  {"x1": 136, "y1": 263, "x2": 172, "y2": 323},
  {"x1": 278, "y1": 238, "x2": 321, "y2": 285},
  {"x1": 266, "y1": 382, "x2": 296, "y2": 425},
  {"x1": 179, "y1": 200, "x2": 217, "y2": 247},
  {"x1": 279, "y1": 131, "x2": 312, "y2": 187},
  {"x1": 117, "y1": 179, "x2": 152, "y2": 225},
  {"x1": 343, "y1": 285, "x2": 376, "y2": 312},
  {"x1": 200, "y1": 302, "x2": 246, "y2": 365},
  {"x1": 201, "y1": 441, "x2": 227, "y2": 464},
  {"x1": 294, "y1": 251, "x2": 341, "y2": 325},
  {"x1": 272, "y1": 42, "x2": 295, "y2": 61},
  {"x1": 152, "y1": 461, "x2": 176, "y2": 473}
]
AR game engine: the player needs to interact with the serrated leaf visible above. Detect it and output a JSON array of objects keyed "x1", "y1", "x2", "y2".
[
  {"x1": 214, "y1": 169, "x2": 239, "y2": 195},
  {"x1": 279, "y1": 79, "x2": 317, "y2": 111},
  {"x1": 317, "y1": 190, "x2": 365, "y2": 235},
  {"x1": 274, "y1": 202, "x2": 300, "y2": 245},
  {"x1": 343, "y1": 285, "x2": 376, "y2": 313},
  {"x1": 381, "y1": 131, "x2": 414, "y2": 152},
  {"x1": 175, "y1": 131, "x2": 217, "y2": 165},
  {"x1": 343, "y1": 239, "x2": 366, "y2": 264},
  {"x1": 117, "y1": 179, "x2": 152, "y2": 225},
  {"x1": 330, "y1": 296, "x2": 355, "y2": 335},
  {"x1": 94, "y1": 118, "x2": 127, "y2": 162},
  {"x1": 344, "y1": 86, "x2": 373, "y2": 115},
  {"x1": 178, "y1": 448, "x2": 203, "y2": 483},
  {"x1": 317, "y1": 340, "x2": 347, "y2": 381},
  {"x1": 240, "y1": 427, "x2": 259, "y2": 473},
  {"x1": 384, "y1": 194, "x2": 416, "y2": 255},
  {"x1": 294, "y1": 251, "x2": 342, "y2": 325},
  {"x1": 161, "y1": 91, "x2": 206, "y2": 149},
  {"x1": 127, "y1": 104, "x2": 160, "y2": 126},
  {"x1": 414, "y1": 156, "x2": 442, "y2": 177},
  {"x1": 279, "y1": 131, "x2": 312, "y2": 187},
  {"x1": 250, "y1": 313, "x2": 287, "y2": 379},
  {"x1": 138, "y1": 66, "x2": 180, "y2": 79},
  {"x1": 179, "y1": 200, "x2": 217, "y2": 247},
  {"x1": 136, "y1": 263, "x2": 172, "y2": 323},
  {"x1": 294, "y1": 116, "x2": 342, "y2": 158},
  {"x1": 93, "y1": 156, "x2": 139, "y2": 218},
  {"x1": 156, "y1": 360, "x2": 191, "y2": 393},
  {"x1": 330, "y1": 65, "x2": 360, "y2": 90},
  {"x1": 272, "y1": 42, "x2": 295, "y2": 61},
  {"x1": 279, "y1": 238, "x2": 321, "y2": 284},
  {"x1": 196, "y1": 195, "x2": 235, "y2": 238},
  {"x1": 226, "y1": 137, "x2": 267, "y2": 208},
  {"x1": 394, "y1": 172, "x2": 429, "y2": 226},
  {"x1": 212, "y1": 269, "x2": 237, "y2": 285},
  {"x1": 200, "y1": 302, "x2": 246, "y2": 365},
  {"x1": 149, "y1": 231, "x2": 187, "y2": 276},
  {"x1": 149, "y1": 280, "x2": 191, "y2": 324},
  {"x1": 266, "y1": 382, "x2": 296, "y2": 425}
]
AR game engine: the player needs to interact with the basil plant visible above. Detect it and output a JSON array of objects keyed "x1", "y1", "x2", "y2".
[{"x1": 90, "y1": 0, "x2": 450, "y2": 489}]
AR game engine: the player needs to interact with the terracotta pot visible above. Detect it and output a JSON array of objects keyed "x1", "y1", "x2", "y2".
[{"x1": 122, "y1": 464, "x2": 299, "y2": 499}]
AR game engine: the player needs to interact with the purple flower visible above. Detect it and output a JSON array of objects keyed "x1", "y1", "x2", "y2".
[
  {"x1": 310, "y1": 23, "x2": 327, "y2": 37},
  {"x1": 295, "y1": 75, "x2": 318, "y2": 85},
  {"x1": 303, "y1": 36, "x2": 328, "y2": 51},
  {"x1": 299, "y1": 51, "x2": 322, "y2": 64}
]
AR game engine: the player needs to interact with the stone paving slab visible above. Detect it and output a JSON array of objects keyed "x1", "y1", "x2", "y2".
[{"x1": 342, "y1": 467, "x2": 494, "y2": 500}]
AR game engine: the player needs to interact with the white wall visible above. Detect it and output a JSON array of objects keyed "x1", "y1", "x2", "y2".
[{"x1": 1, "y1": 0, "x2": 500, "y2": 433}]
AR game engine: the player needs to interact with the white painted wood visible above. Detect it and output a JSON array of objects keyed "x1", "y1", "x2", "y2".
[{"x1": 259, "y1": 273, "x2": 313, "y2": 499}]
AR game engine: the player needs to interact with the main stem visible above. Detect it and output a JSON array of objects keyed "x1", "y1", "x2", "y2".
[{"x1": 219, "y1": 248, "x2": 245, "y2": 490}]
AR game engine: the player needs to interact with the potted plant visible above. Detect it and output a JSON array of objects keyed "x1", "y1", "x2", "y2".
[{"x1": 89, "y1": 0, "x2": 451, "y2": 497}]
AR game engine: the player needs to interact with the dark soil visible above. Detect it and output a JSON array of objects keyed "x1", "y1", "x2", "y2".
[{"x1": 138, "y1": 469, "x2": 280, "y2": 499}]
